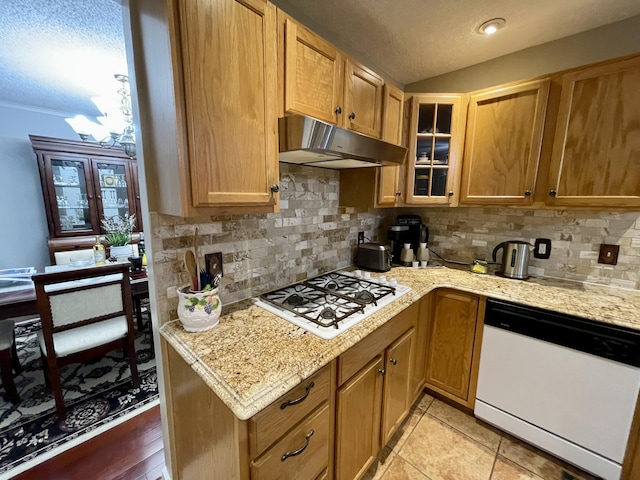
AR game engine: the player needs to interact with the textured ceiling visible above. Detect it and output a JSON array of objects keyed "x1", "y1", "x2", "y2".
[
  {"x1": 0, "y1": 0, "x2": 127, "y2": 117},
  {"x1": 272, "y1": 0, "x2": 640, "y2": 85},
  {"x1": 1, "y1": 0, "x2": 640, "y2": 118}
]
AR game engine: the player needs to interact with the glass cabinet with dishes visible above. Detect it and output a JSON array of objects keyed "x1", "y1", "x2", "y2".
[
  {"x1": 31, "y1": 135, "x2": 142, "y2": 239},
  {"x1": 405, "y1": 94, "x2": 467, "y2": 205}
]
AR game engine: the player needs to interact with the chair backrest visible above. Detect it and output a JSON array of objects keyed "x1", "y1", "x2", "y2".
[{"x1": 32, "y1": 263, "x2": 135, "y2": 337}]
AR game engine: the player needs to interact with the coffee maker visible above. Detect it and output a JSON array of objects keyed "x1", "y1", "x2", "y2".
[{"x1": 387, "y1": 215, "x2": 428, "y2": 264}]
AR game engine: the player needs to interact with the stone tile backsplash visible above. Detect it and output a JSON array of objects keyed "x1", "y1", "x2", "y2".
[
  {"x1": 149, "y1": 164, "x2": 384, "y2": 325},
  {"x1": 149, "y1": 163, "x2": 640, "y2": 325},
  {"x1": 404, "y1": 207, "x2": 640, "y2": 290}
]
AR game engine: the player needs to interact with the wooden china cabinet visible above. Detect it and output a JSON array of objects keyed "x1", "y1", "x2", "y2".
[{"x1": 30, "y1": 135, "x2": 142, "y2": 258}]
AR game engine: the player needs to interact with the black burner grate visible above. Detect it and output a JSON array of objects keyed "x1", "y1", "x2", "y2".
[{"x1": 259, "y1": 272, "x2": 396, "y2": 329}]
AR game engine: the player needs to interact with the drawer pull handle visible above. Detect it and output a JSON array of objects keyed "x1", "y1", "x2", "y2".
[
  {"x1": 280, "y1": 381, "x2": 315, "y2": 409},
  {"x1": 281, "y1": 430, "x2": 314, "y2": 461}
]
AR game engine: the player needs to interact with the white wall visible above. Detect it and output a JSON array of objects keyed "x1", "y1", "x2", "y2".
[{"x1": 0, "y1": 103, "x2": 79, "y2": 271}]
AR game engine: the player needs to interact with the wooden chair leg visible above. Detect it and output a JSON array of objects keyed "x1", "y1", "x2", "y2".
[
  {"x1": 41, "y1": 356, "x2": 51, "y2": 387},
  {"x1": 125, "y1": 338, "x2": 140, "y2": 388},
  {"x1": 46, "y1": 362, "x2": 66, "y2": 421},
  {"x1": 0, "y1": 348, "x2": 19, "y2": 404},
  {"x1": 11, "y1": 332, "x2": 22, "y2": 375}
]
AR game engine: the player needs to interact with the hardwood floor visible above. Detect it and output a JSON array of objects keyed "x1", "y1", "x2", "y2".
[{"x1": 13, "y1": 405, "x2": 164, "y2": 480}]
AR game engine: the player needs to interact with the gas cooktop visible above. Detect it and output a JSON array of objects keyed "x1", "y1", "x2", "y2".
[{"x1": 253, "y1": 271, "x2": 410, "y2": 339}]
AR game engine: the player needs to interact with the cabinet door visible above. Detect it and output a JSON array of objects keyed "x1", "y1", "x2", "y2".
[
  {"x1": 376, "y1": 84, "x2": 405, "y2": 207},
  {"x1": 547, "y1": 57, "x2": 640, "y2": 207},
  {"x1": 409, "y1": 294, "x2": 430, "y2": 403},
  {"x1": 381, "y1": 328, "x2": 415, "y2": 445},
  {"x1": 92, "y1": 159, "x2": 137, "y2": 229},
  {"x1": 405, "y1": 94, "x2": 467, "y2": 205},
  {"x1": 425, "y1": 290, "x2": 479, "y2": 406},
  {"x1": 283, "y1": 17, "x2": 343, "y2": 125},
  {"x1": 460, "y1": 80, "x2": 549, "y2": 205},
  {"x1": 41, "y1": 154, "x2": 99, "y2": 237},
  {"x1": 176, "y1": 0, "x2": 279, "y2": 207},
  {"x1": 335, "y1": 356, "x2": 384, "y2": 480},
  {"x1": 344, "y1": 60, "x2": 384, "y2": 138}
]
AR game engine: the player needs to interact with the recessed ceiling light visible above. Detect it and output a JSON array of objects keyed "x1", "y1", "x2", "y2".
[{"x1": 477, "y1": 18, "x2": 506, "y2": 35}]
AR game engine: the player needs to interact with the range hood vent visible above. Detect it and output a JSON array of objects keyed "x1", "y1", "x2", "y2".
[{"x1": 278, "y1": 115, "x2": 407, "y2": 169}]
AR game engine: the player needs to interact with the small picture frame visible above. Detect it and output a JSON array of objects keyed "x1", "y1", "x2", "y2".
[{"x1": 102, "y1": 174, "x2": 116, "y2": 187}]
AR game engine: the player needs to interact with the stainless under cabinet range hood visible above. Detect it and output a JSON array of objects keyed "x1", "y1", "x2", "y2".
[{"x1": 278, "y1": 115, "x2": 407, "y2": 169}]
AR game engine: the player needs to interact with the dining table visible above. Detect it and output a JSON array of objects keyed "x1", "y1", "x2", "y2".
[{"x1": 0, "y1": 263, "x2": 149, "y2": 328}]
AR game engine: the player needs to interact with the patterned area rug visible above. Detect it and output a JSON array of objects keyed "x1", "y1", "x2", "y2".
[{"x1": 0, "y1": 316, "x2": 158, "y2": 475}]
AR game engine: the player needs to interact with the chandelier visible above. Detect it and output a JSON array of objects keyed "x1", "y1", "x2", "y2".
[{"x1": 65, "y1": 74, "x2": 137, "y2": 158}]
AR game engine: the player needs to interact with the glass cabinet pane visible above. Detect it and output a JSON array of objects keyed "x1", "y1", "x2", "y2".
[
  {"x1": 51, "y1": 160, "x2": 92, "y2": 233},
  {"x1": 97, "y1": 162, "x2": 132, "y2": 222},
  {"x1": 431, "y1": 169, "x2": 448, "y2": 196},
  {"x1": 412, "y1": 100, "x2": 454, "y2": 199}
]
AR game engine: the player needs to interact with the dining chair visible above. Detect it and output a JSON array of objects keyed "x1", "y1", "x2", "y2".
[{"x1": 32, "y1": 263, "x2": 140, "y2": 421}]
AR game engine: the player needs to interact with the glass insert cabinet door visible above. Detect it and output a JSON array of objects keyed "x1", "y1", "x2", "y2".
[
  {"x1": 45, "y1": 156, "x2": 99, "y2": 237},
  {"x1": 405, "y1": 94, "x2": 467, "y2": 205},
  {"x1": 94, "y1": 160, "x2": 136, "y2": 226}
]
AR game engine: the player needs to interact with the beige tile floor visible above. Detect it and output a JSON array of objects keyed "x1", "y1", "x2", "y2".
[{"x1": 363, "y1": 393, "x2": 598, "y2": 480}]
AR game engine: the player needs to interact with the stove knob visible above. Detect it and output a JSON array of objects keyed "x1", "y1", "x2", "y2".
[
  {"x1": 363, "y1": 272, "x2": 371, "y2": 280},
  {"x1": 354, "y1": 270, "x2": 362, "y2": 278},
  {"x1": 378, "y1": 275, "x2": 387, "y2": 285},
  {"x1": 389, "y1": 278, "x2": 398, "y2": 287}
]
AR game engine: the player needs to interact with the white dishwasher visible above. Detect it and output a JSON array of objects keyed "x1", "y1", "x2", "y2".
[{"x1": 475, "y1": 298, "x2": 640, "y2": 480}]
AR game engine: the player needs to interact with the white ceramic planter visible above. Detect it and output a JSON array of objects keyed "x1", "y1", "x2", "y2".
[
  {"x1": 110, "y1": 245, "x2": 133, "y2": 261},
  {"x1": 176, "y1": 285, "x2": 222, "y2": 332}
]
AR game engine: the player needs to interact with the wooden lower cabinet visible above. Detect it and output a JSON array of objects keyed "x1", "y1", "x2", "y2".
[
  {"x1": 335, "y1": 356, "x2": 384, "y2": 480},
  {"x1": 381, "y1": 328, "x2": 415, "y2": 445},
  {"x1": 424, "y1": 289, "x2": 485, "y2": 409},
  {"x1": 335, "y1": 302, "x2": 420, "y2": 480},
  {"x1": 251, "y1": 403, "x2": 330, "y2": 480}
]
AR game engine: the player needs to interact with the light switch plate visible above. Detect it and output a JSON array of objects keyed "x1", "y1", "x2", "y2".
[{"x1": 598, "y1": 244, "x2": 619, "y2": 265}]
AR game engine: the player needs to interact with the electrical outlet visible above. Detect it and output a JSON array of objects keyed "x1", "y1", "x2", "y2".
[
  {"x1": 598, "y1": 244, "x2": 619, "y2": 265},
  {"x1": 204, "y1": 252, "x2": 223, "y2": 277},
  {"x1": 358, "y1": 232, "x2": 365, "y2": 244}
]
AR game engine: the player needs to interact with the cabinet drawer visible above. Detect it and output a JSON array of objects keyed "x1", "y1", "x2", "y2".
[
  {"x1": 338, "y1": 302, "x2": 417, "y2": 386},
  {"x1": 251, "y1": 403, "x2": 330, "y2": 480},
  {"x1": 250, "y1": 364, "x2": 331, "y2": 456}
]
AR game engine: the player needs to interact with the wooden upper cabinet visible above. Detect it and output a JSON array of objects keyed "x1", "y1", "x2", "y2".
[
  {"x1": 177, "y1": 0, "x2": 279, "y2": 208},
  {"x1": 343, "y1": 60, "x2": 384, "y2": 138},
  {"x1": 279, "y1": 11, "x2": 385, "y2": 140},
  {"x1": 547, "y1": 56, "x2": 640, "y2": 208},
  {"x1": 376, "y1": 84, "x2": 405, "y2": 207},
  {"x1": 282, "y1": 16, "x2": 343, "y2": 124},
  {"x1": 405, "y1": 94, "x2": 467, "y2": 206},
  {"x1": 128, "y1": 0, "x2": 279, "y2": 216},
  {"x1": 460, "y1": 80, "x2": 550, "y2": 206}
]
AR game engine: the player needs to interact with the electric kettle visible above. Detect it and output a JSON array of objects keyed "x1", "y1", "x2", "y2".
[{"x1": 492, "y1": 240, "x2": 533, "y2": 279}]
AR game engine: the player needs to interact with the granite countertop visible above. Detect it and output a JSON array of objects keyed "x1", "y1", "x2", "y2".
[{"x1": 160, "y1": 266, "x2": 640, "y2": 420}]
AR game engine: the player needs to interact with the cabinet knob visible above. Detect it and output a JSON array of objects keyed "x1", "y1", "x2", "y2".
[
  {"x1": 390, "y1": 358, "x2": 397, "y2": 365},
  {"x1": 524, "y1": 190, "x2": 532, "y2": 196},
  {"x1": 88, "y1": 195, "x2": 94, "y2": 199},
  {"x1": 97, "y1": 195, "x2": 102, "y2": 199},
  {"x1": 378, "y1": 368, "x2": 386, "y2": 376},
  {"x1": 335, "y1": 106, "x2": 342, "y2": 115},
  {"x1": 281, "y1": 430, "x2": 314, "y2": 462},
  {"x1": 395, "y1": 192, "x2": 401, "y2": 197},
  {"x1": 549, "y1": 190, "x2": 557, "y2": 197},
  {"x1": 448, "y1": 191, "x2": 454, "y2": 196},
  {"x1": 349, "y1": 112, "x2": 356, "y2": 120},
  {"x1": 270, "y1": 184, "x2": 280, "y2": 193}
]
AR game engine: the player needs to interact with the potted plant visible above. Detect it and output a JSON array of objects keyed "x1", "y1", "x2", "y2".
[{"x1": 102, "y1": 213, "x2": 136, "y2": 260}]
